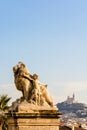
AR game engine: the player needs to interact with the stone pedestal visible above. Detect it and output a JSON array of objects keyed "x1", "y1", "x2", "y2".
[
  {"x1": 7, "y1": 110, "x2": 61, "y2": 130},
  {"x1": 8, "y1": 62, "x2": 62, "y2": 130}
]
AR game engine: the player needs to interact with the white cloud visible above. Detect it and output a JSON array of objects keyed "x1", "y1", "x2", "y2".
[{"x1": 58, "y1": 81, "x2": 87, "y2": 93}]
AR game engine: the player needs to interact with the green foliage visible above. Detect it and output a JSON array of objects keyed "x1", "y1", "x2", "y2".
[
  {"x1": 0, "y1": 95, "x2": 11, "y2": 111},
  {"x1": 0, "y1": 94, "x2": 11, "y2": 130}
]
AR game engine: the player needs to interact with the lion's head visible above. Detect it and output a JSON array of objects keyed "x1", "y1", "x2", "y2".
[
  {"x1": 13, "y1": 61, "x2": 25, "y2": 73},
  {"x1": 13, "y1": 62, "x2": 30, "y2": 76}
]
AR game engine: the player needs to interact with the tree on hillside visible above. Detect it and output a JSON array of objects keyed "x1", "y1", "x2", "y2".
[{"x1": 0, "y1": 94, "x2": 11, "y2": 130}]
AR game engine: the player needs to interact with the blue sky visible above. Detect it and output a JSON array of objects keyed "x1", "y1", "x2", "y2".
[{"x1": 0, "y1": 1, "x2": 87, "y2": 104}]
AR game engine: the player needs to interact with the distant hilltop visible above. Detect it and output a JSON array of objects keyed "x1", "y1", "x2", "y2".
[
  {"x1": 65, "y1": 93, "x2": 78, "y2": 104},
  {"x1": 56, "y1": 94, "x2": 87, "y2": 118}
]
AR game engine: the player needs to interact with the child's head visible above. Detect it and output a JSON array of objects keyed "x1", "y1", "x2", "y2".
[{"x1": 33, "y1": 73, "x2": 39, "y2": 80}]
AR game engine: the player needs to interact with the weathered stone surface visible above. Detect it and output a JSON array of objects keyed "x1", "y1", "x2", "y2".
[
  {"x1": 7, "y1": 110, "x2": 62, "y2": 130},
  {"x1": 9, "y1": 99, "x2": 58, "y2": 113},
  {"x1": 12, "y1": 62, "x2": 54, "y2": 108},
  {"x1": 7, "y1": 62, "x2": 61, "y2": 130}
]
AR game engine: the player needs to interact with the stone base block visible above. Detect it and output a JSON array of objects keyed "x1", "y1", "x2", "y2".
[{"x1": 7, "y1": 110, "x2": 61, "y2": 130}]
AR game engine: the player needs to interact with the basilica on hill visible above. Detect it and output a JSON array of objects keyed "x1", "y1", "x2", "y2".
[{"x1": 65, "y1": 93, "x2": 78, "y2": 104}]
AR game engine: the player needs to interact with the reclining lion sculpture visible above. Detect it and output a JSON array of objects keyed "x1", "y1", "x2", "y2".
[{"x1": 13, "y1": 62, "x2": 53, "y2": 107}]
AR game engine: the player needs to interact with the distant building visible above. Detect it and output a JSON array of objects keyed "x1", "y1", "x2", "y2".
[{"x1": 65, "y1": 94, "x2": 77, "y2": 104}]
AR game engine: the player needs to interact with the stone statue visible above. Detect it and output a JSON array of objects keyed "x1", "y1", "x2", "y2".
[
  {"x1": 12, "y1": 62, "x2": 55, "y2": 112},
  {"x1": 31, "y1": 73, "x2": 53, "y2": 106},
  {"x1": 13, "y1": 62, "x2": 34, "y2": 101}
]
